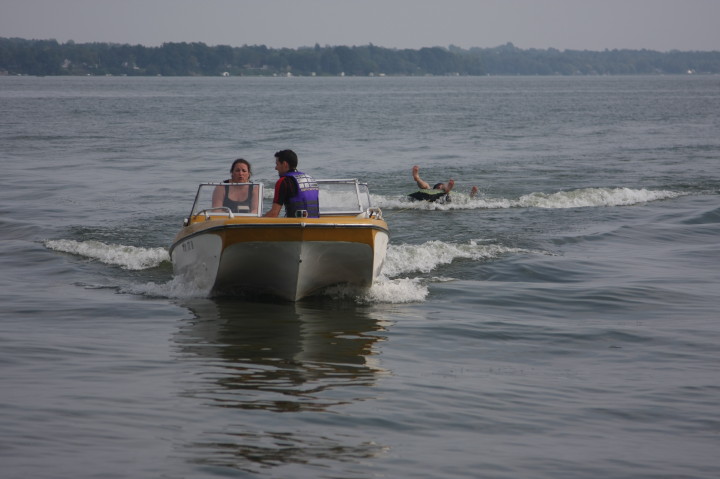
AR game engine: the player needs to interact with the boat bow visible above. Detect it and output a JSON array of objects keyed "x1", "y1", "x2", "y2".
[{"x1": 170, "y1": 179, "x2": 389, "y2": 300}]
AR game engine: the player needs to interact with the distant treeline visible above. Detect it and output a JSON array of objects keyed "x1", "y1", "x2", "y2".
[{"x1": 2, "y1": 37, "x2": 719, "y2": 77}]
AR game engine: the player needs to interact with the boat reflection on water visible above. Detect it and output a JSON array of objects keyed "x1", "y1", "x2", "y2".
[{"x1": 173, "y1": 298, "x2": 392, "y2": 473}]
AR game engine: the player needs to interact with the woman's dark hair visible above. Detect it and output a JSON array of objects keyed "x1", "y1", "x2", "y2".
[
  {"x1": 274, "y1": 149, "x2": 298, "y2": 170},
  {"x1": 230, "y1": 158, "x2": 252, "y2": 176}
]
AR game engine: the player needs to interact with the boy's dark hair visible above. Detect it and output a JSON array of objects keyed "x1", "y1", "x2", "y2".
[{"x1": 275, "y1": 149, "x2": 298, "y2": 170}]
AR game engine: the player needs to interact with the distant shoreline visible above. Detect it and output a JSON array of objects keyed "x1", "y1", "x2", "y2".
[{"x1": 3, "y1": 37, "x2": 719, "y2": 77}]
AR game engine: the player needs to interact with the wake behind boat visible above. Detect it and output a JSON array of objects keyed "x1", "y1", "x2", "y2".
[{"x1": 169, "y1": 179, "x2": 389, "y2": 301}]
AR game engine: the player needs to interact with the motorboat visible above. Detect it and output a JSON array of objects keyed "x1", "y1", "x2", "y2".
[{"x1": 169, "y1": 179, "x2": 389, "y2": 301}]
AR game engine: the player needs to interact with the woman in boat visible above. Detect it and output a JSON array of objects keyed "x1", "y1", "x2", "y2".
[
  {"x1": 407, "y1": 165, "x2": 478, "y2": 202},
  {"x1": 212, "y1": 158, "x2": 259, "y2": 214}
]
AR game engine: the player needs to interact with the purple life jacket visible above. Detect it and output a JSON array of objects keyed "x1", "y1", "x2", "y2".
[{"x1": 283, "y1": 171, "x2": 320, "y2": 218}]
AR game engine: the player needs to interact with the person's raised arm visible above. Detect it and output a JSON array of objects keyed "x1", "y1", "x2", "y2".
[
  {"x1": 445, "y1": 179, "x2": 455, "y2": 193},
  {"x1": 412, "y1": 165, "x2": 431, "y2": 190}
]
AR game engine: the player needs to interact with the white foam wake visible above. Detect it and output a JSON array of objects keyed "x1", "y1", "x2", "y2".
[
  {"x1": 515, "y1": 187, "x2": 682, "y2": 208},
  {"x1": 376, "y1": 187, "x2": 683, "y2": 210},
  {"x1": 333, "y1": 240, "x2": 532, "y2": 304},
  {"x1": 121, "y1": 276, "x2": 210, "y2": 299},
  {"x1": 382, "y1": 240, "x2": 528, "y2": 277},
  {"x1": 45, "y1": 239, "x2": 170, "y2": 270},
  {"x1": 324, "y1": 277, "x2": 429, "y2": 304},
  {"x1": 45, "y1": 238, "x2": 528, "y2": 304}
]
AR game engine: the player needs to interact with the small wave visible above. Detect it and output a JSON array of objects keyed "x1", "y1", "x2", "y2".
[
  {"x1": 376, "y1": 187, "x2": 683, "y2": 210},
  {"x1": 121, "y1": 276, "x2": 210, "y2": 299},
  {"x1": 321, "y1": 240, "x2": 530, "y2": 304},
  {"x1": 69, "y1": 239, "x2": 526, "y2": 304},
  {"x1": 123, "y1": 240, "x2": 502, "y2": 304},
  {"x1": 324, "y1": 277, "x2": 429, "y2": 304},
  {"x1": 45, "y1": 239, "x2": 169, "y2": 270},
  {"x1": 375, "y1": 193, "x2": 485, "y2": 210},
  {"x1": 515, "y1": 187, "x2": 682, "y2": 209},
  {"x1": 352, "y1": 239, "x2": 530, "y2": 303},
  {"x1": 382, "y1": 240, "x2": 528, "y2": 277},
  {"x1": 128, "y1": 275, "x2": 429, "y2": 304}
]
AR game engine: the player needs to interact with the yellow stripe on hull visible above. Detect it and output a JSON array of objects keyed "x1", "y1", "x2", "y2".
[{"x1": 173, "y1": 216, "x2": 387, "y2": 246}]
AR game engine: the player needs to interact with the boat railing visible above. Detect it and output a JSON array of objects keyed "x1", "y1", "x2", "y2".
[{"x1": 197, "y1": 206, "x2": 236, "y2": 218}]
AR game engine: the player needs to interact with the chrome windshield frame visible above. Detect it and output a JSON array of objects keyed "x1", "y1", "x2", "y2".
[{"x1": 189, "y1": 182, "x2": 265, "y2": 218}]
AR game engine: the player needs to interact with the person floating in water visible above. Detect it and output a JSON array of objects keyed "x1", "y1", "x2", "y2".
[{"x1": 407, "y1": 165, "x2": 478, "y2": 202}]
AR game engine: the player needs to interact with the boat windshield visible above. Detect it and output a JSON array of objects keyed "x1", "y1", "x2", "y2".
[
  {"x1": 317, "y1": 179, "x2": 372, "y2": 216},
  {"x1": 189, "y1": 183, "x2": 264, "y2": 218},
  {"x1": 187, "y1": 179, "x2": 374, "y2": 219}
]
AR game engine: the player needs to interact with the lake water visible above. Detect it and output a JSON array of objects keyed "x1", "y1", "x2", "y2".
[{"x1": 1, "y1": 74, "x2": 719, "y2": 478}]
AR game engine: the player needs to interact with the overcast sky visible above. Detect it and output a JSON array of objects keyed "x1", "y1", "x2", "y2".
[{"x1": 2, "y1": 0, "x2": 719, "y2": 52}]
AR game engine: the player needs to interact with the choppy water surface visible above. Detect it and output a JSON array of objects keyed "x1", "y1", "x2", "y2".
[{"x1": 1, "y1": 75, "x2": 719, "y2": 478}]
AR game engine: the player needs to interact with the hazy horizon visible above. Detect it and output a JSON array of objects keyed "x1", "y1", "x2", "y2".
[{"x1": 2, "y1": 0, "x2": 719, "y2": 52}]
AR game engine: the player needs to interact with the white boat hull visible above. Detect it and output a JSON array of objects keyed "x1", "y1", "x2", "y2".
[
  {"x1": 217, "y1": 236, "x2": 387, "y2": 300},
  {"x1": 170, "y1": 221, "x2": 388, "y2": 301}
]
